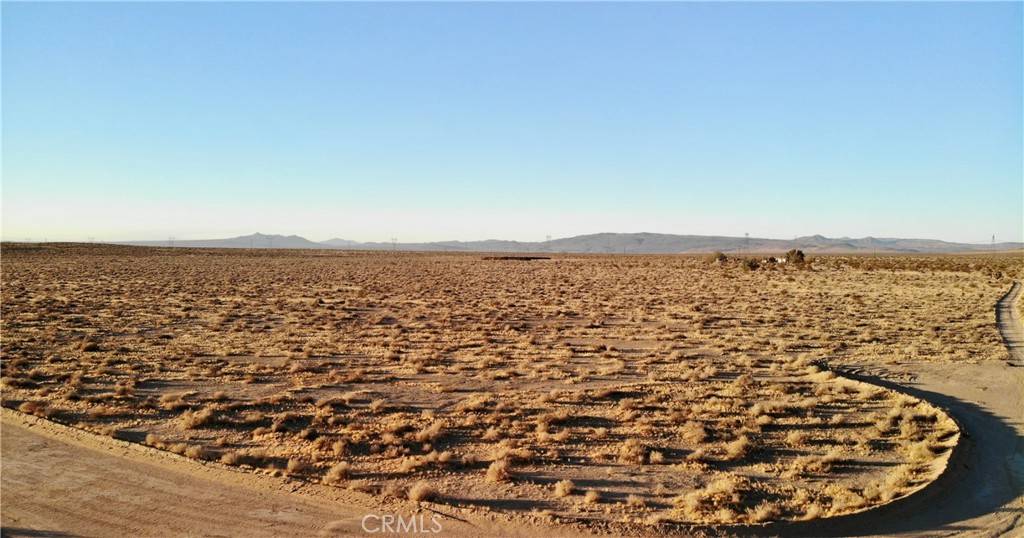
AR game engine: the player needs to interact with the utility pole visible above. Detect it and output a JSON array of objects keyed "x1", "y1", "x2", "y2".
[
  {"x1": 168, "y1": 236, "x2": 175, "y2": 248},
  {"x1": 391, "y1": 237, "x2": 397, "y2": 251},
  {"x1": 744, "y1": 232, "x2": 749, "y2": 255},
  {"x1": 992, "y1": 234, "x2": 995, "y2": 249}
]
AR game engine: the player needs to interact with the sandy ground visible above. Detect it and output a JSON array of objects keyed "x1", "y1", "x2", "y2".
[
  {"x1": 2, "y1": 281, "x2": 1022, "y2": 538},
  {"x1": 0, "y1": 407, "x2": 570, "y2": 538}
]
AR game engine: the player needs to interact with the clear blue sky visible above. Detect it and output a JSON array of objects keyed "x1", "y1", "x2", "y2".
[{"x1": 3, "y1": 2, "x2": 1021, "y2": 243}]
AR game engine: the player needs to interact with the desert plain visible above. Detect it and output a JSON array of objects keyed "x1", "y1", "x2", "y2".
[{"x1": 1, "y1": 244, "x2": 1022, "y2": 537}]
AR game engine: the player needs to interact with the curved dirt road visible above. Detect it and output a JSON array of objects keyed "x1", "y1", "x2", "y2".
[
  {"x1": 815, "y1": 281, "x2": 1024, "y2": 537},
  {"x1": 0, "y1": 410, "x2": 521, "y2": 538}
]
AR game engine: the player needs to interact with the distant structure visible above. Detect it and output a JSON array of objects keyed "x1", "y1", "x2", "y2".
[
  {"x1": 168, "y1": 236, "x2": 175, "y2": 248},
  {"x1": 391, "y1": 237, "x2": 397, "y2": 251}
]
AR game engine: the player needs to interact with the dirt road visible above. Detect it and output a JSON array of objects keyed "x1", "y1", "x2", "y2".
[
  {"x1": 997, "y1": 281, "x2": 1023, "y2": 367},
  {"x1": 814, "y1": 281, "x2": 1024, "y2": 537},
  {"x1": 0, "y1": 410, "x2": 527, "y2": 538}
]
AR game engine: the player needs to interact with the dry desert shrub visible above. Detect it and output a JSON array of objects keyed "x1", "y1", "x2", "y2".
[
  {"x1": 681, "y1": 420, "x2": 708, "y2": 444},
  {"x1": 324, "y1": 462, "x2": 351, "y2": 484},
  {"x1": 17, "y1": 400, "x2": 50, "y2": 417},
  {"x1": 486, "y1": 459, "x2": 512, "y2": 483},
  {"x1": 723, "y1": 435, "x2": 751, "y2": 461},
  {"x1": 178, "y1": 406, "x2": 217, "y2": 430},
  {"x1": 676, "y1": 477, "x2": 745, "y2": 523},
  {"x1": 407, "y1": 481, "x2": 437, "y2": 502},
  {"x1": 554, "y1": 479, "x2": 575, "y2": 498},
  {"x1": 185, "y1": 444, "x2": 210, "y2": 460}
]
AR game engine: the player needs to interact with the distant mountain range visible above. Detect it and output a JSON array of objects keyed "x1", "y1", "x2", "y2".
[{"x1": 121, "y1": 232, "x2": 1022, "y2": 254}]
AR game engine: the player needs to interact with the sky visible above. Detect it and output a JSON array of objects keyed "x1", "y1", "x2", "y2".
[{"x1": 2, "y1": 2, "x2": 1021, "y2": 244}]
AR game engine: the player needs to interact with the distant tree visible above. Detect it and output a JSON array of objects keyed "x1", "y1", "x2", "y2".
[{"x1": 785, "y1": 249, "x2": 806, "y2": 265}]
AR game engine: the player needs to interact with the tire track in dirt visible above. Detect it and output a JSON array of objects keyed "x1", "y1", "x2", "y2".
[{"x1": 996, "y1": 281, "x2": 1023, "y2": 367}]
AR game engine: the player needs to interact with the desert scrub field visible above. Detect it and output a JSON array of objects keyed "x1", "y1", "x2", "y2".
[{"x1": 1, "y1": 244, "x2": 1018, "y2": 527}]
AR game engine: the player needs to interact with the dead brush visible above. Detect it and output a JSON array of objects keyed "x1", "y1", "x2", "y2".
[
  {"x1": 554, "y1": 479, "x2": 575, "y2": 497},
  {"x1": 618, "y1": 438, "x2": 650, "y2": 464},
  {"x1": 681, "y1": 420, "x2": 709, "y2": 444},
  {"x1": 185, "y1": 445, "x2": 211, "y2": 460},
  {"x1": 785, "y1": 449, "x2": 843, "y2": 477},
  {"x1": 159, "y1": 391, "x2": 194, "y2": 411},
  {"x1": 486, "y1": 459, "x2": 512, "y2": 483},
  {"x1": 722, "y1": 435, "x2": 751, "y2": 461},
  {"x1": 286, "y1": 457, "x2": 307, "y2": 475},
  {"x1": 784, "y1": 430, "x2": 809, "y2": 447},
  {"x1": 17, "y1": 400, "x2": 52, "y2": 417},
  {"x1": 414, "y1": 421, "x2": 445, "y2": 443},
  {"x1": 455, "y1": 393, "x2": 493, "y2": 413},
  {"x1": 324, "y1": 461, "x2": 352, "y2": 484},
  {"x1": 747, "y1": 501, "x2": 781, "y2": 523},
  {"x1": 489, "y1": 440, "x2": 534, "y2": 463},
  {"x1": 675, "y1": 476, "x2": 745, "y2": 522},
  {"x1": 178, "y1": 405, "x2": 217, "y2": 430},
  {"x1": 145, "y1": 433, "x2": 165, "y2": 448},
  {"x1": 407, "y1": 481, "x2": 437, "y2": 502},
  {"x1": 862, "y1": 464, "x2": 916, "y2": 503}
]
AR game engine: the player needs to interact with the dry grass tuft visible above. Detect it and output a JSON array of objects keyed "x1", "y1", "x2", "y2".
[
  {"x1": 554, "y1": 479, "x2": 575, "y2": 498},
  {"x1": 407, "y1": 481, "x2": 437, "y2": 502},
  {"x1": 486, "y1": 459, "x2": 512, "y2": 483},
  {"x1": 324, "y1": 462, "x2": 351, "y2": 484}
]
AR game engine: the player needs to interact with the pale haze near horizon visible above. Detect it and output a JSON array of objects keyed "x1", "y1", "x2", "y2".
[{"x1": 2, "y1": 3, "x2": 1021, "y2": 244}]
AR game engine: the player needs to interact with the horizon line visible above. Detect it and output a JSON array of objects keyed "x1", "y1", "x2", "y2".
[{"x1": 2, "y1": 231, "x2": 1019, "y2": 247}]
